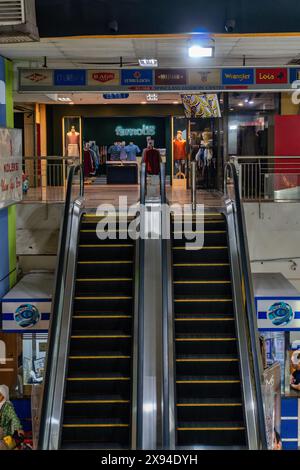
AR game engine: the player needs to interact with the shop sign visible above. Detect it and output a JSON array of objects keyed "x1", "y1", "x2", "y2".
[
  {"x1": 2, "y1": 301, "x2": 51, "y2": 332},
  {"x1": 54, "y1": 69, "x2": 86, "y2": 86},
  {"x1": 88, "y1": 69, "x2": 120, "y2": 86},
  {"x1": 290, "y1": 68, "x2": 300, "y2": 83},
  {"x1": 115, "y1": 125, "x2": 156, "y2": 137},
  {"x1": 155, "y1": 69, "x2": 186, "y2": 86},
  {"x1": 222, "y1": 68, "x2": 254, "y2": 85},
  {"x1": 0, "y1": 128, "x2": 22, "y2": 209},
  {"x1": 256, "y1": 68, "x2": 288, "y2": 84},
  {"x1": 257, "y1": 298, "x2": 300, "y2": 331},
  {"x1": 188, "y1": 69, "x2": 221, "y2": 86},
  {"x1": 121, "y1": 69, "x2": 153, "y2": 86},
  {"x1": 20, "y1": 69, "x2": 53, "y2": 87}
]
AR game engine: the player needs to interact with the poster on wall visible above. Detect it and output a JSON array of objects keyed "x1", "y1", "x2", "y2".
[
  {"x1": 257, "y1": 298, "x2": 300, "y2": 331},
  {"x1": 263, "y1": 362, "x2": 282, "y2": 449},
  {"x1": 0, "y1": 128, "x2": 22, "y2": 209},
  {"x1": 181, "y1": 94, "x2": 221, "y2": 118}
]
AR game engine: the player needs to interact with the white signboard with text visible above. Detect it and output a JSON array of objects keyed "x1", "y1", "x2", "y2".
[{"x1": 0, "y1": 128, "x2": 22, "y2": 209}]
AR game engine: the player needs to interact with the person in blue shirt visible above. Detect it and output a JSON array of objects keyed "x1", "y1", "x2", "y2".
[{"x1": 125, "y1": 142, "x2": 141, "y2": 161}]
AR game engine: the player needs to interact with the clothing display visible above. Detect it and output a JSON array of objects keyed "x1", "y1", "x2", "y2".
[
  {"x1": 84, "y1": 149, "x2": 94, "y2": 177},
  {"x1": 125, "y1": 143, "x2": 141, "y2": 161},
  {"x1": 66, "y1": 127, "x2": 80, "y2": 158},
  {"x1": 120, "y1": 145, "x2": 127, "y2": 161},
  {"x1": 143, "y1": 148, "x2": 161, "y2": 175},
  {"x1": 108, "y1": 144, "x2": 121, "y2": 161},
  {"x1": 173, "y1": 138, "x2": 187, "y2": 161}
]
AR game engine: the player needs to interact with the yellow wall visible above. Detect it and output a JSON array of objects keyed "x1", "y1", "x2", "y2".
[{"x1": 281, "y1": 92, "x2": 300, "y2": 115}]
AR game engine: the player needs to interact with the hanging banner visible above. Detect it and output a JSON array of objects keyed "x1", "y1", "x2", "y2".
[
  {"x1": 256, "y1": 68, "x2": 288, "y2": 84},
  {"x1": 121, "y1": 69, "x2": 153, "y2": 87},
  {"x1": 20, "y1": 69, "x2": 53, "y2": 87},
  {"x1": 155, "y1": 69, "x2": 187, "y2": 86},
  {"x1": 222, "y1": 68, "x2": 255, "y2": 85},
  {"x1": 290, "y1": 68, "x2": 300, "y2": 83},
  {"x1": 87, "y1": 70, "x2": 120, "y2": 86},
  {"x1": 54, "y1": 69, "x2": 86, "y2": 87},
  {"x1": 0, "y1": 128, "x2": 22, "y2": 209},
  {"x1": 188, "y1": 69, "x2": 221, "y2": 86},
  {"x1": 257, "y1": 298, "x2": 300, "y2": 331}
]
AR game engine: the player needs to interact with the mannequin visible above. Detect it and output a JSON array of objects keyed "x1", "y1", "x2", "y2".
[
  {"x1": 173, "y1": 130, "x2": 187, "y2": 179},
  {"x1": 120, "y1": 141, "x2": 127, "y2": 161},
  {"x1": 66, "y1": 126, "x2": 80, "y2": 158},
  {"x1": 125, "y1": 141, "x2": 141, "y2": 161}
]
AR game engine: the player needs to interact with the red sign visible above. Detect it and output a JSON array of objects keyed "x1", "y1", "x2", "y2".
[
  {"x1": 155, "y1": 69, "x2": 187, "y2": 85},
  {"x1": 256, "y1": 68, "x2": 288, "y2": 84},
  {"x1": 92, "y1": 72, "x2": 116, "y2": 83}
]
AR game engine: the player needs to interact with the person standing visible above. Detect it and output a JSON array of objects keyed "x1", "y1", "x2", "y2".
[{"x1": 0, "y1": 385, "x2": 23, "y2": 441}]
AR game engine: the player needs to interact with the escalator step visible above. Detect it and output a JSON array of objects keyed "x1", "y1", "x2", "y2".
[{"x1": 61, "y1": 442, "x2": 129, "y2": 450}]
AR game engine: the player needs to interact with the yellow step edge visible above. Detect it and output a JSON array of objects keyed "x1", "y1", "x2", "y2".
[
  {"x1": 71, "y1": 335, "x2": 131, "y2": 339},
  {"x1": 79, "y1": 245, "x2": 133, "y2": 248},
  {"x1": 176, "y1": 338, "x2": 236, "y2": 342},
  {"x1": 78, "y1": 261, "x2": 133, "y2": 264},
  {"x1": 176, "y1": 380, "x2": 240, "y2": 384},
  {"x1": 63, "y1": 424, "x2": 129, "y2": 429},
  {"x1": 174, "y1": 263, "x2": 229, "y2": 267},
  {"x1": 172, "y1": 213, "x2": 222, "y2": 217},
  {"x1": 175, "y1": 318, "x2": 234, "y2": 321},
  {"x1": 173, "y1": 247, "x2": 227, "y2": 250},
  {"x1": 76, "y1": 279, "x2": 132, "y2": 282},
  {"x1": 69, "y1": 356, "x2": 131, "y2": 359},
  {"x1": 173, "y1": 231, "x2": 226, "y2": 234},
  {"x1": 74, "y1": 297, "x2": 133, "y2": 300},
  {"x1": 174, "y1": 299, "x2": 232, "y2": 303},
  {"x1": 67, "y1": 377, "x2": 130, "y2": 382},
  {"x1": 177, "y1": 427, "x2": 245, "y2": 431},
  {"x1": 73, "y1": 315, "x2": 132, "y2": 319},
  {"x1": 174, "y1": 281, "x2": 231, "y2": 285},
  {"x1": 65, "y1": 400, "x2": 130, "y2": 404},
  {"x1": 176, "y1": 358, "x2": 238, "y2": 362},
  {"x1": 176, "y1": 403, "x2": 242, "y2": 407}
]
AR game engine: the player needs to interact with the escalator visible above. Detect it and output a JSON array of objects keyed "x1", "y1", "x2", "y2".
[
  {"x1": 39, "y1": 166, "x2": 139, "y2": 450},
  {"x1": 61, "y1": 214, "x2": 136, "y2": 450},
  {"x1": 171, "y1": 211, "x2": 246, "y2": 448}
]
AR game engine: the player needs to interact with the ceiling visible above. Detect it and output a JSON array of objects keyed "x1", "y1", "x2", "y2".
[{"x1": 3, "y1": 35, "x2": 300, "y2": 69}]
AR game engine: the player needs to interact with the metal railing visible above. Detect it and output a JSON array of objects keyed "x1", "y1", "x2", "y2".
[
  {"x1": 231, "y1": 156, "x2": 300, "y2": 202},
  {"x1": 38, "y1": 164, "x2": 84, "y2": 449},
  {"x1": 22, "y1": 156, "x2": 80, "y2": 202},
  {"x1": 224, "y1": 162, "x2": 267, "y2": 449}
]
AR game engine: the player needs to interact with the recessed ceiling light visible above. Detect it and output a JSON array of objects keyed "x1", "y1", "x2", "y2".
[
  {"x1": 173, "y1": 101, "x2": 179, "y2": 104},
  {"x1": 188, "y1": 45, "x2": 214, "y2": 58},
  {"x1": 238, "y1": 102, "x2": 244, "y2": 107},
  {"x1": 249, "y1": 100, "x2": 254, "y2": 105},
  {"x1": 139, "y1": 59, "x2": 158, "y2": 67},
  {"x1": 146, "y1": 93, "x2": 158, "y2": 102},
  {"x1": 57, "y1": 97, "x2": 72, "y2": 102},
  {"x1": 141, "y1": 101, "x2": 147, "y2": 104}
]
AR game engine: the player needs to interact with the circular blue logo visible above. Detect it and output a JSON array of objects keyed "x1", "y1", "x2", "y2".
[
  {"x1": 14, "y1": 304, "x2": 41, "y2": 329},
  {"x1": 267, "y1": 302, "x2": 294, "y2": 327}
]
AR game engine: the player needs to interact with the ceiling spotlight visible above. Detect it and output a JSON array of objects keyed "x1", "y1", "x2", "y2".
[
  {"x1": 188, "y1": 45, "x2": 214, "y2": 58},
  {"x1": 173, "y1": 101, "x2": 179, "y2": 104},
  {"x1": 139, "y1": 59, "x2": 158, "y2": 67},
  {"x1": 141, "y1": 101, "x2": 147, "y2": 104},
  {"x1": 249, "y1": 100, "x2": 254, "y2": 105},
  {"x1": 238, "y1": 102, "x2": 244, "y2": 107}
]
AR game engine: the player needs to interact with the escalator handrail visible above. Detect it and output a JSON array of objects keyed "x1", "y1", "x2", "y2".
[
  {"x1": 38, "y1": 164, "x2": 84, "y2": 448},
  {"x1": 224, "y1": 162, "x2": 267, "y2": 449},
  {"x1": 137, "y1": 163, "x2": 146, "y2": 448}
]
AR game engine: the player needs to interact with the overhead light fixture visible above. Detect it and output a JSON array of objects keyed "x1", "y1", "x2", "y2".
[
  {"x1": 238, "y1": 102, "x2": 244, "y2": 107},
  {"x1": 249, "y1": 100, "x2": 254, "y2": 105},
  {"x1": 141, "y1": 101, "x2": 147, "y2": 104},
  {"x1": 188, "y1": 45, "x2": 214, "y2": 58},
  {"x1": 173, "y1": 101, "x2": 179, "y2": 104},
  {"x1": 146, "y1": 93, "x2": 158, "y2": 102},
  {"x1": 139, "y1": 59, "x2": 158, "y2": 67},
  {"x1": 57, "y1": 97, "x2": 72, "y2": 102}
]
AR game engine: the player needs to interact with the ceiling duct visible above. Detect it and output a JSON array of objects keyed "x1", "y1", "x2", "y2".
[{"x1": 0, "y1": 0, "x2": 39, "y2": 43}]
